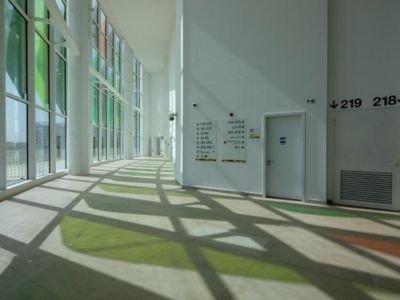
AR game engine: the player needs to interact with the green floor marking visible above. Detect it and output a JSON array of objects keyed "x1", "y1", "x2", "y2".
[
  {"x1": 61, "y1": 217, "x2": 307, "y2": 283},
  {"x1": 263, "y1": 202, "x2": 356, "y2": 217},
  {"x1": 116, "y1": 171, "x2": 156, "y2": 177},
  {"x1": 98, "y1": 183, "x2": 191, "y2": 197},
  {"x1": 201, "y1": 248, "x2": 306, "y2": 283},
  {"x1": 98, "y1": 183, "x2": 158, "y2": 195},
  {"x1": 261, "y1": 201, "x2": 400, "y2": 220},
  {"x1": 61, "y1": 216, "x2": 194, "y2": 270}
]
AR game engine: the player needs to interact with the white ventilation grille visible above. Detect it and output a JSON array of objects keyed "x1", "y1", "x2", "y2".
[{"x1": 340, "y1": 170, "x2": 393, "y2": 205}]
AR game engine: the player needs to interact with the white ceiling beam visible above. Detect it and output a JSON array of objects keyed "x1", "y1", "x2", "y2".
[{"x1": 44, "y1": 0, "x2": 80, "y2": 56}]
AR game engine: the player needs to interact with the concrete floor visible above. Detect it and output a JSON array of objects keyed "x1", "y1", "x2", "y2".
[{"x1": 0, "y1": 158, "x2": 400, "y2": 300}]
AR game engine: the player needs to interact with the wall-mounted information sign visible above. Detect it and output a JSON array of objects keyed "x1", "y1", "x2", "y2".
[
  {"x1": 195, "y1": 121, "x2": 217, "y2": 162},
  {"x1": 249, "y1": 128, "x2": 260, "y2": 139},
  {"x1": 222, "y1": 119, "x2": 246, "y2": 163}
]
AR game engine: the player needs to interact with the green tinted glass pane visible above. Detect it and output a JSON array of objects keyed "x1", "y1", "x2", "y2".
[
  {"x1": 108, "y1": 97, "x2": 114, "y2": 128},
  {"x1": 115, "y1": 55, "x2": 121, "y2": 74},
  {"x1": 100, "y1": 56, "x2": 106, "y2": 77},
  {"x1": 115, "y1": 73, "x2": 120, "y2": 92},
  {"x1": 115, "y1": 34, "x2": 121, "y2": 54},
  {"x1": 55, "y1": 0, "x2": 65, "y2": 15},
  {"x1": 115, "y1": 102, "x2": 121, "y2": 130},
  {"x1": 55, "y1": 55, "x2": 66, "y2": 114},
  {"x1": 56, "y1": 116, "x2": 67, "y2": 171},
  {"x1": 93, "y1": 126, "x2": 99, "y2": 162},
  {"x1": 15, "y1": 0, "x2": 26, "y2": 11},
  {"x1": 91, "y1": 0, "x2": 98, "y2": 21},
  {"x1": 91, "y1": 47, "x2": 99, "y2": 70},
  {"x1": 91, "y1": 22, "x2": 98, "y2": 47},
  {"x1": 35, "y1": 33, "x2": 49, "y2": 108},
  {"x1": 5, "y1": 1, "x2": 27, "y2": 99},
  {"x1": 6, "y1": 98, "x2": 27, "y2": 185},
  {"x1": 55, "y1": 28, "x2": 66, "y2": 57},
  {"x1": 108, "y1": 67, "x2": 114, "y2": 85},
  {"x1": 35, "y1": 0, "x2": 48, "y2": 37},
  {"x1": 101, "y1": 91, "x2": 107, "y2": 127},
  {"x1": 107, "y1": 42, "x2": 113, "y2": 64},
  {"x1": 36, "y1": 109, "x2": 50, "y2": 177},
  {"x1": 92, "y1": 85, "x2": 99, "y2": 125}
]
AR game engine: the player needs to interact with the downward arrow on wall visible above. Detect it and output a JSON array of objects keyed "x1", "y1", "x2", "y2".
[{"x1": 330, "y1": 101, "x2": 339, "y2": 109}]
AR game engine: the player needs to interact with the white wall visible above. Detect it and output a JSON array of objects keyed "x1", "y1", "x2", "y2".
[
  {"x1": 327, "y1": 0, "x2": 400, "y2": 202},
  {"x1": 180, "y1": 0, "x2": 328, "y2": 200}
]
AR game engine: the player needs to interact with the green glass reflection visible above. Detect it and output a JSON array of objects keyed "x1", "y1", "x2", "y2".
[
  {"x1": 107, "y1": 42, "x2": 113, "y2": 65},
  {"x1": 100, "y1": 56, "x2": 106, "y2": 78},
  {"x1": 109, "y1": 129, "x2": 114, "y2": 159},
  {"x1": 56, "y1": 116, "x2": 67, "y2": 171},
  {"x1": 55, "y1": 55, "x2": 66, "y2": 114},
  {"x1": 115, "y1": 34, "x2": 121, "y2": 54},
  {"x1": 108, "y1": 96, "x2": 114, "y2": 128},
  {"x1": 115, "y1": 102, "x2": 121, "y2": 130},
  {"x1": 35, "y1": 33, "x2": 49, "y2": 108},
  {"x1": 91, "y1": 22, "x2": 98, "y2": 47},
  {"x1": 93, "y1": 126, "x2": 99, "y2": 162},
  {"x1": 35, "y1": 0, "x2": 48, "y2": 37},
  {"x1": 55, "y1": 0, "x2": 65, "y2": 15},
  {"x1": 115, "y1": 55, "x2": 121, "y2": 74},
  {"x1": 15, "y1": 0, "x2": 26, "y2": 12},
  {"x1": 91, "y1": 47, "x2": 99, "y2": 70},
  {"x1": 91, "y1": 0, "x2": 98, "y2": 21},
  {"x1": 36, "y1": 109, "x2": 50, "y2": 177},
  {"x1": 115, "y1": 73, "x2": 120, "y2": 92},
  {"x1": 108, "y1": 67, "x2": 114, "y2": 85},
  {"x1": 92, "y1": 85, "x2": 99, "y2": 126},
  {"x1": 101, "y1": 91, "x2": 107, "y2": 127},
  {"x1": 6, "y1": 98, "x2": 28, "y2": 185},
  {"x1": 5, "y1": 1, "x2": 27, "y2": 99}
]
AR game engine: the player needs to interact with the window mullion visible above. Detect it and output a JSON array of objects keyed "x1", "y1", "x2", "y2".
[
  {"x1": 0, "y1": 1, "x2": 6, "y2": 190},
  {"x1": 27, "y1": 0, "x2": 36, "y2": 179},
  {"x1": 49, "y1": 15, "x2": 57, "y2": 173}
]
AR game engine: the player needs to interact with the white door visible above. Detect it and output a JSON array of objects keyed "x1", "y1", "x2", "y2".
[{"x1": 266, "y1": 115, "x2": 304, "y2": 200}]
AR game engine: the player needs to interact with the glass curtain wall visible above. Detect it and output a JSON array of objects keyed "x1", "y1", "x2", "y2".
[
  {"x1": 132, "y1": 58, "x2": 142, "y2": 156},
  {"x1": 4, "y1": 0, "x2": 67, "y2": 186},
  {"x1": 5, "y1": 0, "x2": 28, "y2": 185},
  {"x1": 90, "y1": 0, "x2": 125, "y2": 163}
]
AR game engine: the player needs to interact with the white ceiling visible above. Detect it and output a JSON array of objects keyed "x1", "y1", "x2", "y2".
[{"x1": 102, "y1": 0, "x2": 175, "y2": 73}]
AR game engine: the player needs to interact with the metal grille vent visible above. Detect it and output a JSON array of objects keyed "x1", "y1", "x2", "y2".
[{"x1": 340, "y1": 170, "x2": 393, "y2": 205}]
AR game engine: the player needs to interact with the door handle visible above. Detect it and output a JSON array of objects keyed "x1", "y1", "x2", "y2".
[{"x1": 267, "y1": 160, "x2": 274, "y2": 166}]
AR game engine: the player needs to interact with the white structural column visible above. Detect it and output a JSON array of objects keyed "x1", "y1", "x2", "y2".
[
  {"x1": 123, "y1": 45, "x2": 133, "y2": 159},
  {"x1": 67, "y1": 0, "x2": 90, "y2": 175},
  {"x1": 0, "y1": 0, "x2": 6, "y2": 189}
]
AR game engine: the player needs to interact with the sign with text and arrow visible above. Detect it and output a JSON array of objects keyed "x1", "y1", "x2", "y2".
[{"x1": 330, "y1": 95, "x2": 400, "y2": 111}]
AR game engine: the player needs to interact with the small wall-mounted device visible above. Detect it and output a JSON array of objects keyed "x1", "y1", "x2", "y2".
[
  {"x1": 192, "y1": 103, "x2": 198, "y2": 108},
  {"x1": 229, "y1": 112, "x2": 235, "y2": 117},
  {"x1": 169, "y1": 113, "x2": 177, "y2": 121}
]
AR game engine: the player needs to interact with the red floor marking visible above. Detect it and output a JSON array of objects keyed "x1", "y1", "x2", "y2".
[{"x1": 334, "y1": 234, "x2": 400, "y2": 258}]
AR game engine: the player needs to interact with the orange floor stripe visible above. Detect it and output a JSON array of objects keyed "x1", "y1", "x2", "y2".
[{"x1": 334, "y1": 234, "x2": 400, "y2": 258}]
